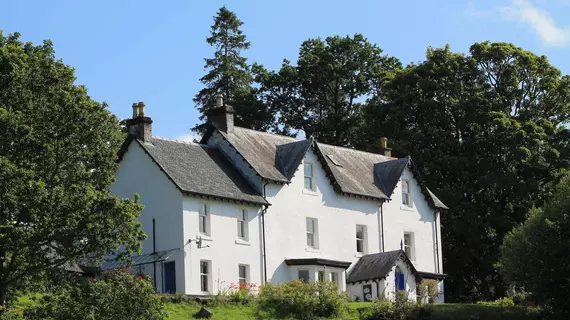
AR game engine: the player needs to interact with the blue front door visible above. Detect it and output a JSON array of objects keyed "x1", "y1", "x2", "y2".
[{"x1": 164, "y1": 261, "x2": 176, "y2": 293}]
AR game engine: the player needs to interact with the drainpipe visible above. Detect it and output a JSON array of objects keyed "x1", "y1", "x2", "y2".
[
  {"x1": 261, "y1": 181, "x2": 270, "y2": 284},
  {"x1": 380, "y1": 203, "x2": 385, "y2": 252},
  {"x1": 152, "y1": 218, "x2": 157, "y2": 291},
  {"x1": 434, "y1": 211, "x2": 440, "y2": 274}
]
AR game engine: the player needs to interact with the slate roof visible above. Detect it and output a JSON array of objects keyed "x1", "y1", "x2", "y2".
[
  {"x1": 128, "y1": 137, "x2": 268, "y2": 206},
  {"x1": 346, "y1": 250, "x2": 417, "y2": 283},
  {"x1": 204, "y1": 126, "x2": 447, "y2": 209}
]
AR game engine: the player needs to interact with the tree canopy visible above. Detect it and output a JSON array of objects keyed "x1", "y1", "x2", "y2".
[
  {"x1": 359, "y1": 42, "x2": 570, "y2": 301},
  {"x1": 193, "y1": 6, "x2": 273, "y2": 133},
  {"x1": 499, "y1": 176, "x2": 570, "y2": 319},
  {"x1": 0, "y1": 32, "x2": 145, "y2": 308},
  {"x1": 257, "y1": 34, "x2": 401, "y2": 144}
]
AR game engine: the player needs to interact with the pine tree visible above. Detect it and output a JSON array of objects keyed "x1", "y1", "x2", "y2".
[{"x1": 193, "y1": 7, "x2": 273, "y2": 133}]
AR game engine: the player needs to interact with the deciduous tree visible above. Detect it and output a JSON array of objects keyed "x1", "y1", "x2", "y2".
[
  {"x1": 0, "y1": 32, "x2": 145, "y2": 309},
  {"x1": 360, "y1": 42, "x2": 570, "y2": 301}
]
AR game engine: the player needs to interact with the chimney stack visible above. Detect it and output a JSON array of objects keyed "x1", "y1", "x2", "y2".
[
  {"x1": 126, "y1": 101, "x2": 152, "y2": 143},
  {"x1": 379, "y1": 137, "x2": 392, "y2": 157},
  {"x1": 206, "y1": 94, "x2": 234, "y2": 133}
]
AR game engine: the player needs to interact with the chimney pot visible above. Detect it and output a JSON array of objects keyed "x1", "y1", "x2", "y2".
[
  {"x1": 126, "y1": 102, "x2": 152, "y2": 142},
  {"x1": 216, "y1": 94, "x2": 223, "y2": 108},
  {"x1": 379, "y1": 137, "x2": 392, "y2": 157}
]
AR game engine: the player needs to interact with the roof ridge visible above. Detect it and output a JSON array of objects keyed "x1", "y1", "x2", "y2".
[
  {"x1": 234, "y1": 126, "x2": 300, "y2": 140},
  {"x1": 317, "y1": 141, "x2": 395, "y2": 159},
  {"x1": 152, "y1": 136, "x2": 211, "y2": 147}
]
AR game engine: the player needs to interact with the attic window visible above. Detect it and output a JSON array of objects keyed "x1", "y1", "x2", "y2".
[{"x1": 327, "y1": 154, "x2": 342, "y2": 167}]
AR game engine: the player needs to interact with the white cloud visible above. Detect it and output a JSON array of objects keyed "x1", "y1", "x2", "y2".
[
  {"x1": 498, "y1": 0, "x2": 569, "y2": 47},
  {"x1": 175, "y1": 133, "x2": 202, "y2": 143}
]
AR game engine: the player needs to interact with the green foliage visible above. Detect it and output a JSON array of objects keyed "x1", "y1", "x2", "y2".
[
  {"x1": 193, "y1": 7, "x2": 272, "y2": 133},
  {"x1": 360, "y1": 42, "x2": 570, "y2": 302},
  {"x1": 417, "y1": 280, "x2": 440, "y2": 304},
  {"x1": 23, "y1": 271, "x2": 165, "y2": 320},
  {"x1": 499, "y1": 176, "x2": 570, "y2": 319},
  {"x1": 0, "y1": 32, "x2": 145, "y2": 308},
  {"x1": 358, "y1": 300, "x2": 431, "y2": 320},
  {"x1": 256, "y1": 280, "x2": 348, "y2": 320},
  {"x1": 259, "y1": 34, "x2": 401, "y2": 144},
  {"x1": 476, "y1": 297, "x2": 515, "y2": 307}
]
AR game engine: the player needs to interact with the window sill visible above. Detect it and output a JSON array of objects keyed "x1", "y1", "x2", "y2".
[
  {"x1": 400, "y1": 205, "x2": 415, "y2": 212},
  {"x1": 235, "y1": 239, "x2": 251, "y2": 246},
  {"x1": 305, "y1": 247, "x2": 321, "y2": 253},
  {"x1": 302, "y1": 189, "x2": 319, "y2": 196},
  {"x1": 199, "y1": 234, "x2": 213, "y2": 242}
]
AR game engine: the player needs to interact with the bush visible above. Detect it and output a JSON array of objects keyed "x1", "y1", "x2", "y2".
[
  {"x1": 498, "y1": 176, "x2": 570, "y2": 319},
  {"x1": 417, "y1": 280, "x2": 440, "y2": 304},
  {"x1": 477, "y1": 297, "x2": 515, "y2": 307},
  {"x1": 256, "y1": 280, "x2": 347, "y2": 319},
  {"x1": 23, "y1": 270, "x2": 165, "y2": 320},
  {"x1": 358, "y1": 300, "x2": 432, "y2": 320}
]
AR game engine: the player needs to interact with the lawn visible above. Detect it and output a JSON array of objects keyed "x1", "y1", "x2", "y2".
[
  {"x1": 13, "y1": 296, "x2": 539, "y2": 320},
  {"x1": 164, "y1": 301, "x2": 539, "y2": 320}
]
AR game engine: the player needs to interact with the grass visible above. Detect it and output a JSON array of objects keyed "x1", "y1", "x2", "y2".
[{"x1": 12, "y1": 296, "x2": 539, "y2": 320}]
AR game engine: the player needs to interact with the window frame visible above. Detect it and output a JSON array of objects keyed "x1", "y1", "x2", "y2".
[
  {"x1": 317, "y1": 270, "x2": 325, "y2": 282},
  {"x1": 331, "y1": 272, "x2": 340, "y2": 286},
  {"x1": 200, "y1": 260, "x2": 210, "y2": 293},
  {"x1": 401, "y1": 179, "x2": 412, "y2": 207},
  {"x1": 403, "y1": 232, "x2": 414, "y2": 260},
  {"x1": 238, "y1": 264, "x2": 249, "y2": 287},
  {"x1": 356, "y1": 225, "x2": 367, "y2": 254},
  {"x1": 199, "y1": 203, "x2": 211, "y2": 235},
  {"x1": 304, "y1": 162, "x2": 315, "y2": 191},
  {"x1": 306, "y1": 217, "x2": 319, "y2": 249},
  {"x1": 237, "y1": 208, "x2": 248, "y2": 240}
]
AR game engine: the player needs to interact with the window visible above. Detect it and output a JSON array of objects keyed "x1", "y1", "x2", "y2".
[
  {"x1": 304, "y1": 163, "x2": 314, "y2": 190},
  {"x1": 318, "y1": 271, "x2": 325, "y2": 282},
  {"x1": 237, "y1": 209, "x2": 248, "y2": 240},
  {"x1": 306, "y1": 218, "x2": 318, "y2": 248},
  {"x1": 200, "y1": 260, "x2": 210, "y2": 292},
  {"x1": 402, "y1": 180, "x2": 411, "y2": 206},
  {"x1": 403, "y1": 233, "x2": 414, "y2": 260},
  {"x1": 331, "y1": 272, "x2": 340, "y2": 286},
  {"x1": 356, "y1": 225, "x2": 367, "y2": 253},
  {"x1": 298, "y1": 269, "x2": 310, "y2": 283},
  {"x1": 199, "y1": 203, "x2": 210, "y2": 235},
  {"x1": 238, "y1": 264, "x2": 248, "y2": 287}
]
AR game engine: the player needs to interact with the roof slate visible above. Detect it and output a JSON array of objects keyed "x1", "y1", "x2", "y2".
[
  {"x1": 135, "y1": 137, "x2": 268, "y2": 205},
  {"x1": 347, "y1": 250, "x2": 416, "y2": 283}
]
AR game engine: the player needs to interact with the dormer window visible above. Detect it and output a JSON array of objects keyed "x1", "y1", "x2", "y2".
[{"x1": 304, "y1": 163, "x2": 315, "y2": 191}]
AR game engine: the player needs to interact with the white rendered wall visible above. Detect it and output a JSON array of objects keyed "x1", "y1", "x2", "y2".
[
  {"x1": 384, "y1": 261, "x2": 418, "y2": 301},
  {"x1": 347, "y1": 280, "x2": 385, "y2": 302},
  {"x1": 111, "y1": 141, "x2": 185, "y2": 293},
  {"x1": 264, "y1": 149, "x2": 383, "y2": 284},
  {"x1": 181, "y1": 196, "x2": 263, "y2": 295},
  {"x1": 383, "y1": 168, "x2": 441, "y2": 274}
]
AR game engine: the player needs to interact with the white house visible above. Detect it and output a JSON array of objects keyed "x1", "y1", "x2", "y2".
[{"x1": 110, "y1": 100, "x2": 448, "y2": 302}]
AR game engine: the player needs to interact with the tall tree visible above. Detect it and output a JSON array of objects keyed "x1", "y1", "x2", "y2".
[
  {"x1": 259, "y1": 34, "x2": 401, "y2": 145},
  {"x1": 360, "y1": 43, "x2": 570, "y2": 302},
  {"x1": 0, "y1": 32, "x2": 145, "y2": 309},
  {"x1": 193, "y1": 6, "x2": 273, "y2": 133}
]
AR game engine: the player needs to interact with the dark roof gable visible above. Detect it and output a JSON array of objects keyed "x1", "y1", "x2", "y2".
[
  {"x1": 347, "y1": 250, "x2": 417, "y2": 283},
  {"x1": 119, "y1": 137, "x2": 268, "y2": 206}
]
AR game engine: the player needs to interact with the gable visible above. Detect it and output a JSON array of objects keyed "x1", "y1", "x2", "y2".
[{"x1": 118, "y1": 137, "x2": 268, "y2": 206}]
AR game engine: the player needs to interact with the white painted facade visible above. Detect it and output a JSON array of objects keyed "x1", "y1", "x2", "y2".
[{"x1": 112, "y1": 138, "x2": 444, "y2": 301}]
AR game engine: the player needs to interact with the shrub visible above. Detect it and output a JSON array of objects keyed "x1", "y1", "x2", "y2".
[
  {"x1": 477, "y1": 297, "x2": 515, "y2": 307},
  {"x1": 358, "y1": 300, "x2": 432, "y2": 320},
  {"x1": 23, "y1": 270, "x2": 165, "y2": 320},
  {"x1": 256, "y1": 280, "x2": 346, "y2": 319},
  {"x1": 417, "y1": 280, "x2": 440, "y2": 304}
]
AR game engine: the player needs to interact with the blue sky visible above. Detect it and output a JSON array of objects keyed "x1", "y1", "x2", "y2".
[{"x1": 2, "y1": 0, "x2": 570, "y2": 140}]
